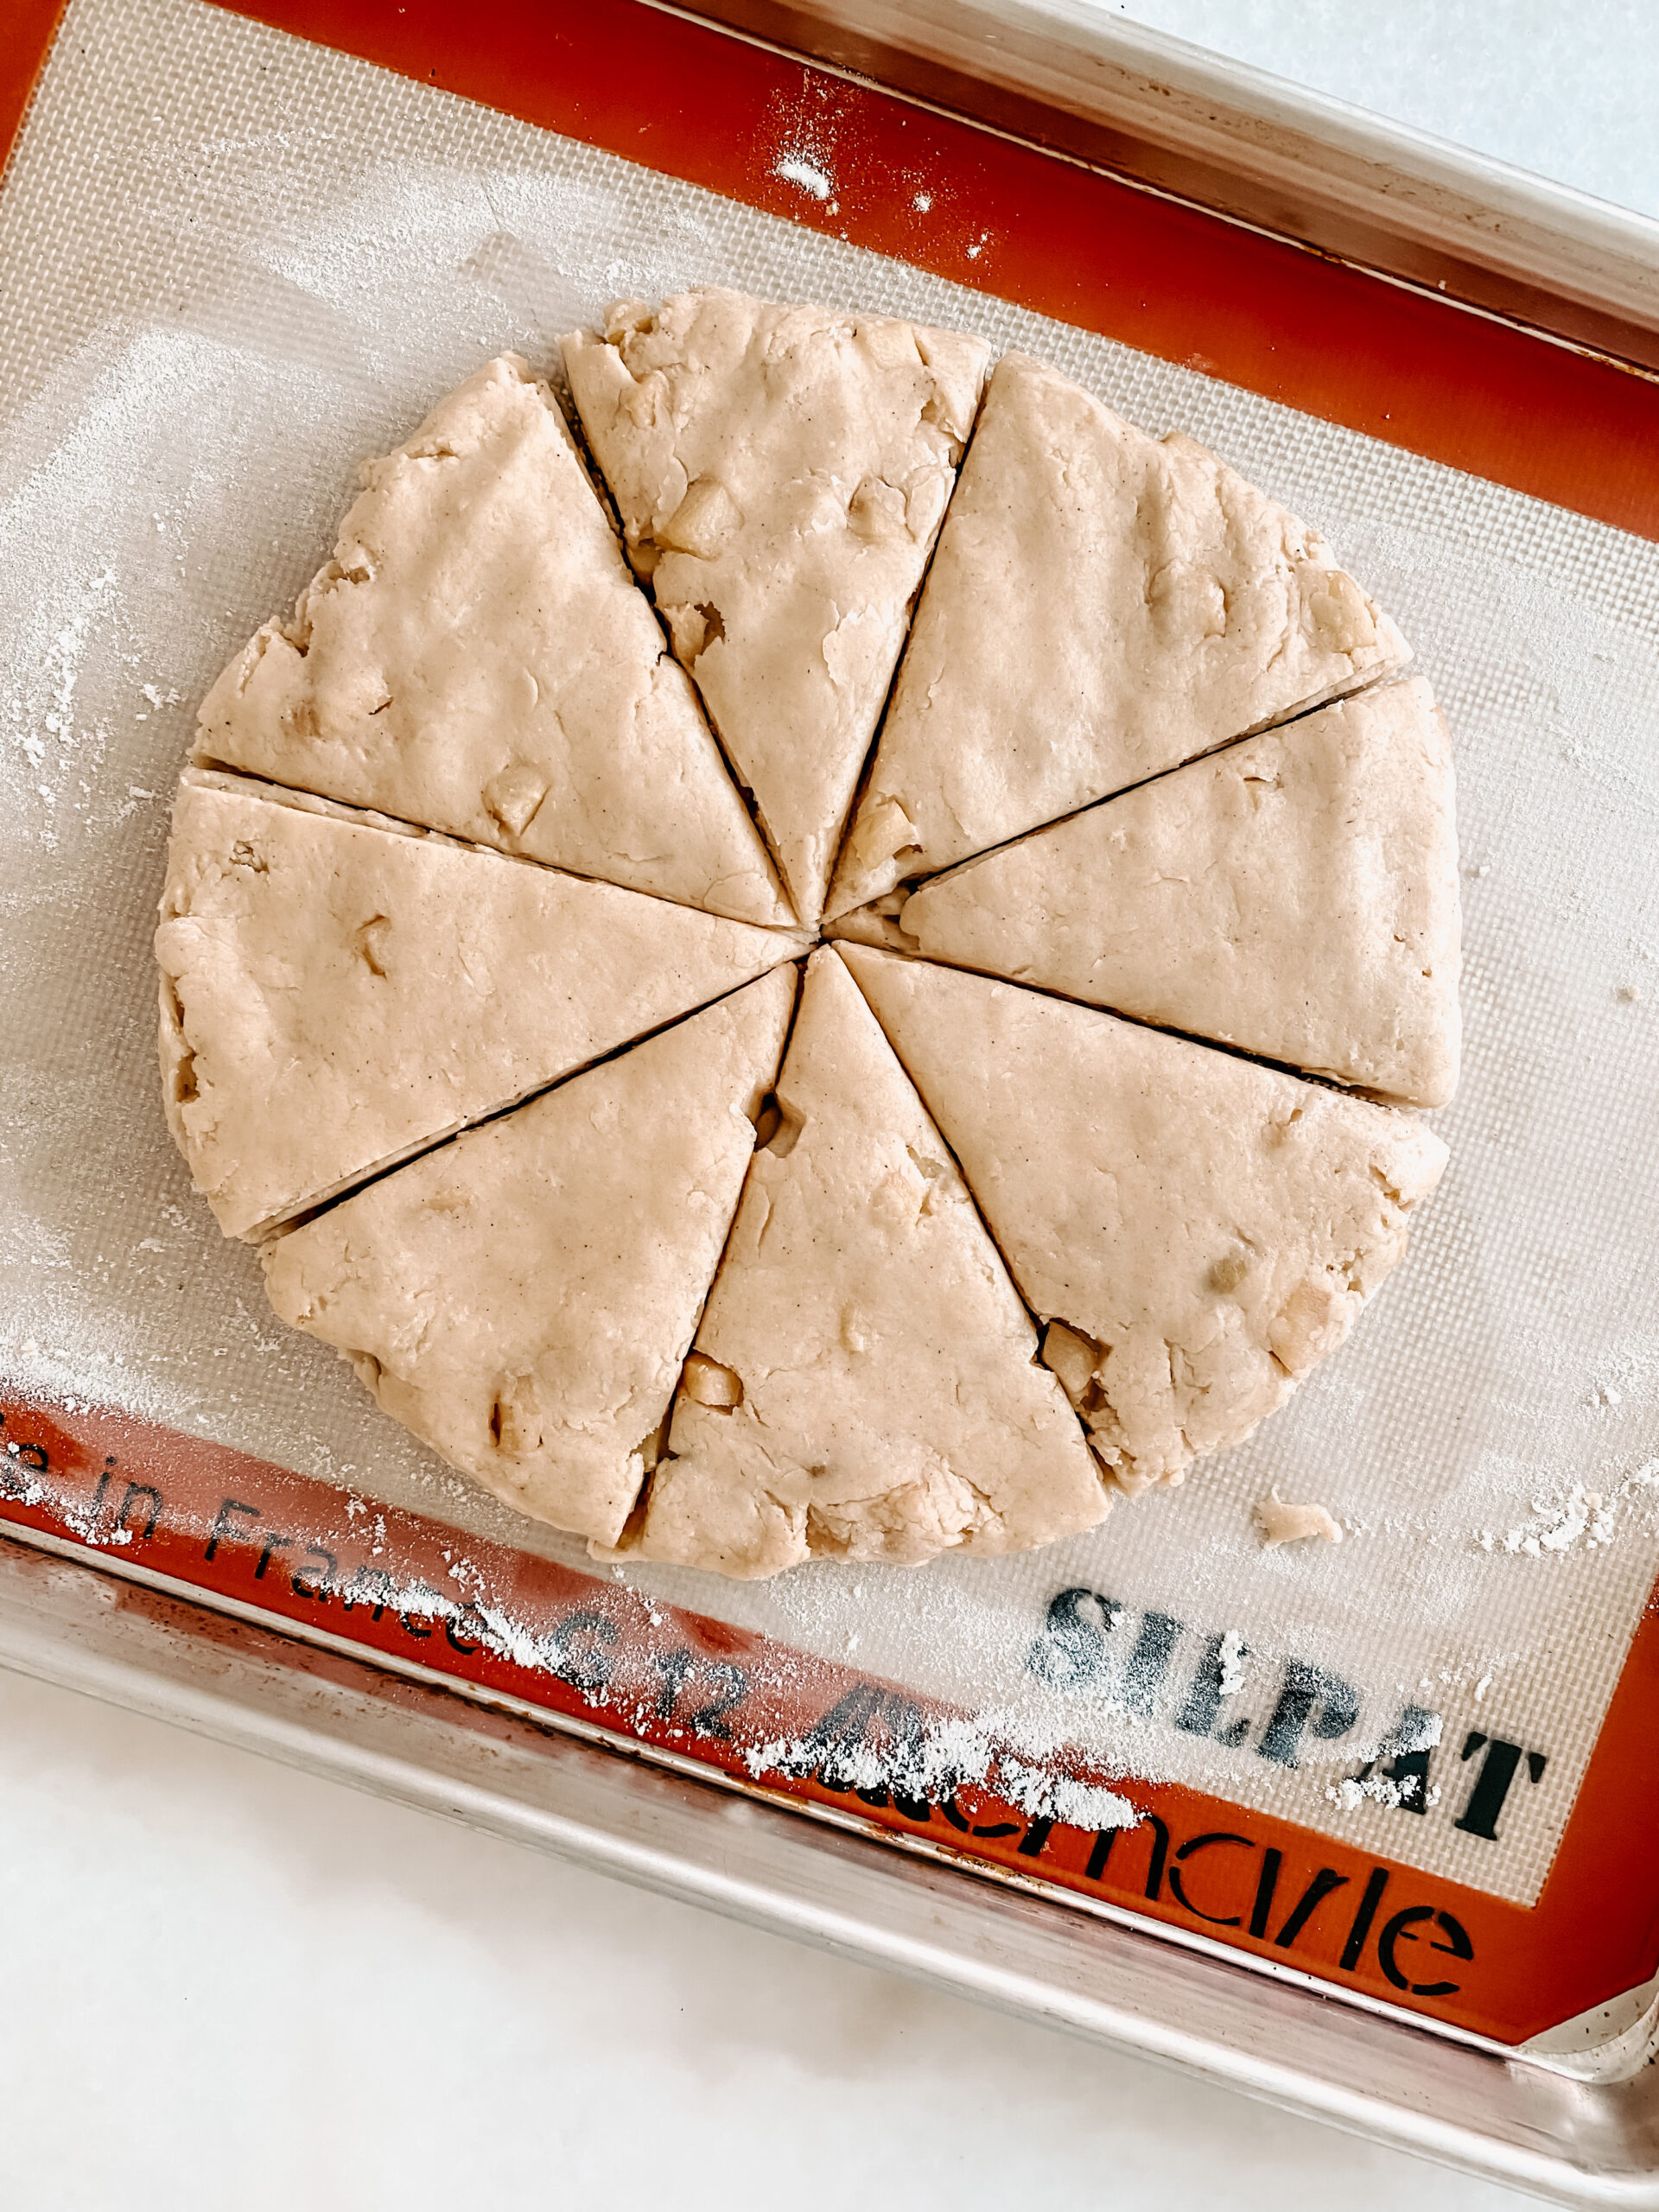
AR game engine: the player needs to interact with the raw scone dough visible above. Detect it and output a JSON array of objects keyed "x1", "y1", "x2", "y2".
[
  {"x1": 627, "y1": 948, "x2": 1109, "y2": 1577},
  {"x1": 262, "y1": 968, "x2": 797, "y2": 1547},
  {"x1": 562, "y1": 290, "x2": 990, "y2": 925},
  {"x1": 157, "y1": 772, "x2": 805, "y2": 1240},
  {"x1": 842, "y1": 945, "x2": 1447, "y2": 1494},
  {"x1": 161, "y1": 323, "x2": 1459, "y2": 1574},
  {"x1": 874, "y1": 676, "x2": 1461, "y2": 1108},
  {"x1": 829, "y1": 352, "x2": 1410, "y2": 916},
  {"x1": 1256, "y1": 1490, "x2": 1344, "y2": 1547},
  {"x1": 195, "y1": 356, "x2": 791, "y2": 928}
]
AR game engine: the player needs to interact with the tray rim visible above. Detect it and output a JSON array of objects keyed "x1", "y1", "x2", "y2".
[
  {"x1": 3, "y1": 1522, "x2": 1658, "y2": 2208},
  {"x1": 0, "y1": 1507, "x2": 1575, "y2": 2066},
  {"x1": 660, "y1": 0, "x2": 1659, "y2": 373}
]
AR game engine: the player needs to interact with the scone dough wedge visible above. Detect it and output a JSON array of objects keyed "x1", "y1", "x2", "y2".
[
  {"x1": 196, "y1": 356, "x2": 791, "y2": 928},
  {"x1": 842, "y1": 946, "x2": 1447, "y2": 1494},
  {"x1": 157, "y1": 772, "x2": 806, "y2": 1241},
  {"x1": 830, "y1": 352, "x2": 1410, "y2": 915},
  {"x1": 563, "y1": 290, "x2": 990, "y2": 925},
  {"x1": 262, "y1": 968, "x2": 797, "y2": 1547},
  {"x1": 879, "y1": 675, "x2": 1461, "y2": 1108},
  {"x1": 626, "y1": 947, "x2": 1109, "y2": 1578}
]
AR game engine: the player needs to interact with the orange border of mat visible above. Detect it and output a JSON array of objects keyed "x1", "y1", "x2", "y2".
[
  {"x1": 10, "y1": 0, "x2": 1658, "y2": 537},
  {"x1": 4, "y1": 1387, "x2": 1656, "y2": 2049},
  {"x1": 0, "y1": 0, "x2": 67, "y2": 170}
]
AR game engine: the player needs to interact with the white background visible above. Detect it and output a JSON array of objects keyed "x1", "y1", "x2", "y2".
[{"x1": 4, "y1": 4, "x2": 1654, "y2": 2205}]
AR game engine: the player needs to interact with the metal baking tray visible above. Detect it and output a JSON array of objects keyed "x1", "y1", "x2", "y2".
[{"x1": 4, "y1": 0, "x2": 1659, "y2": 2198}]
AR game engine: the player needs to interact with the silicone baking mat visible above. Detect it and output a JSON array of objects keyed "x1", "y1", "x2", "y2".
[{"x1": 3, "y1": 0, "x2": 1658, "y2": 2049}]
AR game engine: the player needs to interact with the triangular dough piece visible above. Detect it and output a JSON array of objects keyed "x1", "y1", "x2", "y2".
[
  {"x1": 627, "y1": 948, "x2": 1108, "y2": 1579},
  {"x1": 829, "y1": 353, "x2": 1411, "y2": 916},
  {"x1": 562, "y1": 291, "x2": 990, "y2": 925},
  {"x1": 874, "y1": 676, "x2": 1461, "y2": 1108},
  {"x1": 157, "y1": 772, "x2": 807, "y2": 1241},
  {"x1": 262, "y1": 969, "x2": 797, "y2": 1547},
  {"x1": 195, "y1": 356, "x2": 790, "y2": 928},
  {"x1": 842, "y1": 946, "x2": 1447, "y2": 1495}
]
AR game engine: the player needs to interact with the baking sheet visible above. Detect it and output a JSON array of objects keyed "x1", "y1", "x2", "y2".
[{"x1": 3, "y1": 0, "x2": 1659, "y2": 1930}]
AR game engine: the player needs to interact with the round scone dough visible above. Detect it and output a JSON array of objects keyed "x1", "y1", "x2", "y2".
[{"x1": 158, "y1": 314, "x2": 1457, "y2": 1576}]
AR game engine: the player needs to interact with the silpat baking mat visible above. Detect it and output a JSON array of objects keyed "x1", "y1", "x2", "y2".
[{"x1": 3, "y1": 0, "x2": 1658, "y2": 2048}]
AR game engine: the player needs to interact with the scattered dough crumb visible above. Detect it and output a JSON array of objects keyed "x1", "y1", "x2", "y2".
[
  {"x1": 1255, "y1": 1486, "x2": 1344, "y2": 1548},
  {"x1": 1617, "y1": 982, "x2": 1641, "y2": 1003}
]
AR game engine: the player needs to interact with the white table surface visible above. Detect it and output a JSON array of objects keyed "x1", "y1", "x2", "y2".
[{"x1": 5, "y1": 5, "x2": 1655, "y2": 2206}]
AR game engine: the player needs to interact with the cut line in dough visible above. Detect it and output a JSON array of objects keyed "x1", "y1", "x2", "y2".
[
  {"x1": 563, "y1": 290, "x2": 990, "y2": 925},
  {"x1": 625, "y1": 947, "x2": 1109, "y2": 1576},
  {"x1": 842, "y1": 944, "x2": 1447, "y2": 1497},
  {"x1": 196, "y1": 354, "x2": 792, "y2": 928},
  {"x1": 157, "y1": 769, "x2": 806, "y2": 1240},
  {"x1": 262, "y1": 967, "x2": 798, "y2": 1547},
  {"x1": 829, "y1": 350, "x2": 1409, "y2": 916}
]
